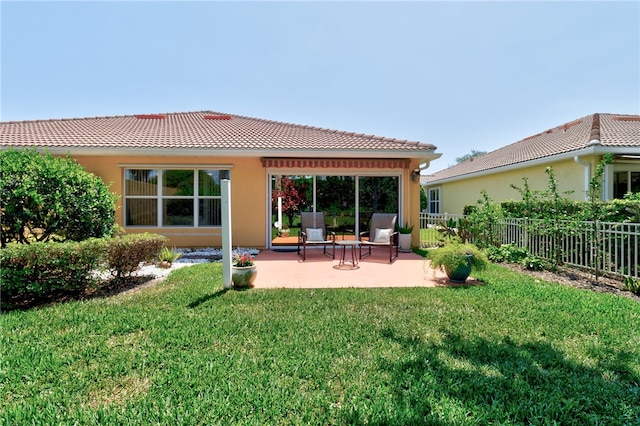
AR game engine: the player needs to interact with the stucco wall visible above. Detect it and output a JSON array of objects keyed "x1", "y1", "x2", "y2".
[
  {"x1": 74, "y1": 155, "x2": 267, "y2": 248},
  {"x1": 429, "y1": 157, "x2": 598, "y2": 215},
  {"x1": 72, "y1": 155, "x2": 422, "y2": 248},
  {"x1": 405, "y1": 160, "x2": 423, "y2": 246}
]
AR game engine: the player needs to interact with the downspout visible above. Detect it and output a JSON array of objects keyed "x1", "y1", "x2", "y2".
[{"x1": 574, "y1": 156, "x2": 591, "y2": 201}]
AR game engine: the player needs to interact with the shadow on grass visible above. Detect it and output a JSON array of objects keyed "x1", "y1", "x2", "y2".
[
  {"x1": 187, "y1": 288, "x2": 228, "y2": 308},
  {"x1": 367, "y1": 328, "x2": 640, "y2": 425},
  {"x1": 1, "y1": 275, "x2": 159, "y2": 312}
]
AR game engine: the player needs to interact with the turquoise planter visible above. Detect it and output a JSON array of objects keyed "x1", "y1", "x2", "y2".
[{"x1": 445, "y1": 254, "x2": 473, "y2": 283}]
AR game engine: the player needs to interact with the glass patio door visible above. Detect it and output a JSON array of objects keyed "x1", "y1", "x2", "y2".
[
  {"x1": 270, "y1": 175, "x2": 312, "y2": 245},
  {"x1": 316, "y1": 175, "x2": 356, "y2": 240},
  {"x1": 269, "y1": 173, "x2": 399, "y2": 246},
  {"x1": 358, "y1": 176, "x2": 399, "y2": 236}
]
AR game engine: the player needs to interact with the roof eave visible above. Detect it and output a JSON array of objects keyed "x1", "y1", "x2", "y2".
[
  {"x1": 423, "y1": 145, "x2": 639, "y2": 186},
  {"x1": 0, "y1": 146, "x2": 441, "y2": 161}
]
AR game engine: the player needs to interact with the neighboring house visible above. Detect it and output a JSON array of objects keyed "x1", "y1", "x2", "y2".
[
  {"x1": 422, "y1": 113, "x2": 640, "y2": 215},
  {"x1": 0, "y1": 111, "x2": 440, "y2": 248}
]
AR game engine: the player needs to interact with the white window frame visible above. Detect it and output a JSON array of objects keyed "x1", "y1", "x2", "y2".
[
  {"x1": 427, "y1": 187, "x2": 441, "y2": 214},
  {"x1": 607, "y1": 163, "x2": 640, "y2": 199},
  {"x1": 122, "y1": 166, "x2": 230, "y2": 228}
]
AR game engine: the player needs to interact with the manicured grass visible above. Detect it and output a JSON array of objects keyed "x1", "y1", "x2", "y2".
[
  {"x1": 1, "y1": 263, "x2": 639, "y2": 424},
  {"x1": 420, "y1": 227, "x2": 441, "y2": 246}
]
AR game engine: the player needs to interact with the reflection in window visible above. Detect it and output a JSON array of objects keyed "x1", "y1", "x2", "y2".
[
  {"x1": 125, "y1": 168, "x2": 225, "y2": 227},
  {"x1": 614, "y1": 170, "x2": 640, "y2": 199},
  {"x1": 270, "y1": 174, "x2": 400, "y2": 245},
  {"x1": 358, "y1": 176, "x2": 399, "y2": 215},
  {"x1": 428, "y1": 188, "x2": 441, "y2": 214}
]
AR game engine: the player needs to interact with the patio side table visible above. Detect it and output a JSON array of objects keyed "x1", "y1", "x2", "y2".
[{"x1": 336, "y1": 240, "x2": 360, "y2": 268}]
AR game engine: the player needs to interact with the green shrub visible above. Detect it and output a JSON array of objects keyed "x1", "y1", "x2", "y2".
[
  {"x1": 466, "y1": 191, "x2": 504, "y2": 248},
  {"x1": 520, "y1": 254, "x2": 546, "y2": 271},
  {"x1": 500, "y1": 198, "x2": 640, "y2": 223},
  {"x1": 622, "y1": 276, "x2": 640, "y2": 295},
  {"x1": 485, "y1": 243, "x2": 529, "y2": 263},
  {"x1": 436, "y1": 217, "x2": 472, "y2": 243},
  {"x1": 429, "y1": 243, "x2": 489, "y2": 273},
  {"x1": 107, "y1": 233, "x2": 167, "y2": 279},
  {"x1": 0, "y1": 148, "x2": 118, "y2": 247},
  {"x1": 158, "y1": 246, "x2": 183, "y2": 263},
  {"x1": 1, "y1": 233, "x2": 167, "y2": 305},
  {"x1": 0, "y1": 239, "x2": 107, "y2": 300}
]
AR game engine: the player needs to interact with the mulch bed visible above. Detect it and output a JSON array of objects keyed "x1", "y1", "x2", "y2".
[{"x1": 501, "y1": 263, "x2": 640, "y2": 302}]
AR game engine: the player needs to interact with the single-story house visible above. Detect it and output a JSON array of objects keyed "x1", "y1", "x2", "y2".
[
  {"x1": 422, "y1": 113, "x2": 640, "y2": 215},
  {"x1": 0, "y1": 111, "x2": 441, "y2": 248}
]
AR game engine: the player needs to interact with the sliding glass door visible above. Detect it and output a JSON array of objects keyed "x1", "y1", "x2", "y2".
[
  {"x1": 270, "y1": 173, "x2": 399, "y2": 246},
  {"x1": 316, "y1": 175, "x2": 356, "y2": 240},
  {"x1": 358, "y1": 176, "x2": 399, "y2": 236}
]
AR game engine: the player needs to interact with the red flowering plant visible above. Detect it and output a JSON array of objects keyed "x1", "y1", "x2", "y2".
[
  {"x1": 232, "y1": 251, "x2": 255, "y2": 267},
  {"x1": 271, "y1": 177, "x2": 308, "y2": 228}
]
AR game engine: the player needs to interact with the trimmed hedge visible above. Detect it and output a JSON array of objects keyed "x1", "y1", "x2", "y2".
[
  {"x1": 107, "y1": 233, "x2": 167, "y2": 279},
  {"x1": 1, "y1": 233, "x2": 167, "y2": 303},
  {"x1": 1, "y1": 239, "x2": 107, "y2": 299}
]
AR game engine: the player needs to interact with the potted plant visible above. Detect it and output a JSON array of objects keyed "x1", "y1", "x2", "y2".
[
  {"x1": 397, "y1": 224, "x2": 414, "y2": 252},
  {"x1": 429, "y1": 243, "x2": 488, "y2": 283},
  {"x1": 157, "y1": 246, "x2": 182, "y2": 269},
  {"x1": 232, "y1": 251, "x2": 257, "y2": 289},
  {"x1": 279, "y1": 224, "x2": 290, "y2": 238}
]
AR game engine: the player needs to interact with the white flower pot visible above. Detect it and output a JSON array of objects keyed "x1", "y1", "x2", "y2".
[{"x1": 399, "y1": 233, "x2": 412, "y2": 252}]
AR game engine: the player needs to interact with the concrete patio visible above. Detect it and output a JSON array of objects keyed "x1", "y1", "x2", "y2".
[{"x1": 251, "y1": 248, "x2": 480, "y2": 289}]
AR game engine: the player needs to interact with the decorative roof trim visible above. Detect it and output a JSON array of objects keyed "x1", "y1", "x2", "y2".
[{"x1": 261, "y1": 158, "x2": 411, "y2": 169}]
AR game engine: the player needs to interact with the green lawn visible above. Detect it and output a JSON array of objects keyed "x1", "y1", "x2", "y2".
[{"x1": 1, "y1": 263, "x2": 639, "y2": 425}]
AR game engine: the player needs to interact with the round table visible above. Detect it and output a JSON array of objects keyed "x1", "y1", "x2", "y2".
[{"x1": 336, "y1": 240, "x2": 360, "y2": 268}]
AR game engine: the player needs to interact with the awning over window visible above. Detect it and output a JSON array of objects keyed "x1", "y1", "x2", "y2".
[{"x1": 261, "y1": 158, "x2": 410, "y2": 169}]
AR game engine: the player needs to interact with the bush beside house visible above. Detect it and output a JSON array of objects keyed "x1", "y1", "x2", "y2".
[
  {"x1": 0, "y1": 148, "x2": 168, "y2": 308},
  {"x1": 0, "y1": 148, "x2": 118, "y2": 247}
]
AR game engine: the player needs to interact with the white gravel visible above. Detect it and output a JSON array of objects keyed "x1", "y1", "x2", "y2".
[{"x1": 135, "y1": 247, "x2": 260, "y2": 280}]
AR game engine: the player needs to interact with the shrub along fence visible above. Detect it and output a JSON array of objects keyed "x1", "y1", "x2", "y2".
[{"x1": 420, "y1": 213, "x2": 639, "y2": 280}]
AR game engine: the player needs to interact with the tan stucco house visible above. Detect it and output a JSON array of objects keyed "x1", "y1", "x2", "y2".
[
  {"x1": 1, "y1": 111, "x2": 441, "y2": 248},
  {"x1": 422, "y1": 113, "x2": 640, "y2": 215}
]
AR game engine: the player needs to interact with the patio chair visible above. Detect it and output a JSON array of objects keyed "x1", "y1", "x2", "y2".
[
  {"x1": 359, "y1": 213, "x2": 399, "y2": 263},
  {"x1": 297, "y1": 212, "x2": 336, "y2": 261}
]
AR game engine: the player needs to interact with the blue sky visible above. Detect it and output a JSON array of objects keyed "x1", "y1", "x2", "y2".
[{"x1": 2, "y1": 1, "x2": 638, "y2": 172}]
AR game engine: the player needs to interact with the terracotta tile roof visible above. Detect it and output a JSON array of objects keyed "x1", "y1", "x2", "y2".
[
  {"x1": 423, "y1": 113, "x2": 640, "y2": 183},
  {"x1": 0, "y1": 110, "x2": 437, "y2": 157}
]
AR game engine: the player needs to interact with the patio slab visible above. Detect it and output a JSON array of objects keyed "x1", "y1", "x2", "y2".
[{"x1": 252, "y1": 248, "x2": 480, "y2": 289}]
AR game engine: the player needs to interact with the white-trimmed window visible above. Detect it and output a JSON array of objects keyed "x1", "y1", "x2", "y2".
[
  {"x1": 124, "y1": 168, "x2": 224, "y2": 227},
  {"x1": 613, "y1": 170, "x2": 640, "y2": 199},
  {"x1": 428, "y1": 187, "x2": 441, "y2": 214}
]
